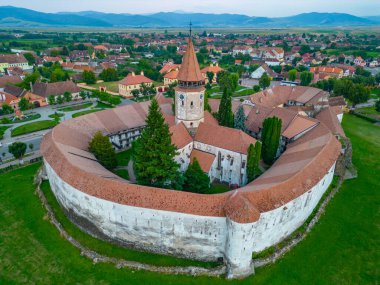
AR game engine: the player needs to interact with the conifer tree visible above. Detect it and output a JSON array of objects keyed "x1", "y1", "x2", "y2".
[
  {"x1": 234, "y1": 105, "x2": 246, "y2": 132},
  {"x1": 261, "y1": 116, "x2": 282, "y2": 165},
  {"x1": 89, "y1": 131, "x2": 117, "y2": 170},
  {"x1": 218, "y1": 89, "x2": 234, "y2": 127},
  {"x1": 134, "y1": 99, "x2": 183, "y2": 189},
  {"x1": 247, "y1": 141, "x2": 262, "y2": 182},
  {"x1": 183, "y1": 158, "x2": 210, "y2": 193}
]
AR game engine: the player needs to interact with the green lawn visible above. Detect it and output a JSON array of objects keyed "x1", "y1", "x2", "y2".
[
  {"x1": 11, "y1": 120, "x2": 57, "y2": 137},
  {"x1": 1, "y1": 113, "x2": 41, "y2": 124},
  {"x1": 355, "y1": 106, "x2": 380, "y2": 121},
  {"x1": 206, "y1": 183, "x2": 230, "y2": 194},
  {"x1": 0, "y1": 125, "x2": 9, "y2": 140},
  {"x1": 0, "y1": 114, "x2": 379, "y2": 284},
  {"x1": 96, "y1": 101, "x2": 115, "y2": 109},
  {"x1": 58, "y1": 102, "x2": 93, "y2": 112},
  {"x1": 72, "y1": 109, "x2": 102, "y2": 118},
  {"x1": 113, "y1": 169, "x2": 130, "y2": 180},
  {"x1": 88, "y1": 81, "x2": 120, "y2": 93},
  {"x1": 115, "y1": 148, "x2": 134, "y2": 167}
]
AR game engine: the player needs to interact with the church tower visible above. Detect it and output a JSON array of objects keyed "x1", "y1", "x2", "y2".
[{"x1": 175, "y1": 37, "x2": 205, "y2": 129}]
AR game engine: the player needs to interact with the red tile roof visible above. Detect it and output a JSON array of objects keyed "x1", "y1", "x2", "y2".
[
  {"x1": 177, "y1": 38, "x2": 204, "y2": 82},
  {"x1": 119, "y1": 73, "x2": 153, "y2": 86},
  {"x1": 195, "y1": 123, "x2": 256, "y2": 155},
  {"x1": 170, "y1": 122, "x2": 192, "y2": 149},
  {"x1": 190, "y1": 149, "x2": 216, "y2": 173}
]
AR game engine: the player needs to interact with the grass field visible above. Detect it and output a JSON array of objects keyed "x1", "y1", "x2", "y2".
[
  {"x1": 88, "y1": 81, "x2": 119, "y2": 93},
  {"x1": 115, "y1": 148, "x2": 134, "y2": 167},
  {"x1": 11, "y1": 120, "x2": 56, "y2": 137},
  {"x1": 355, "y1": 106, "x2": 380, "y2": 121},
  {"x1": 71, "y1": 109, "x2": 102, "y2": 118},
  {"x1": 58, "y1": 102, "x2": 93, "y2": 112},
  {"x1": 0, "y1": 114, "x2": 378, "y2": 284},
  {"x1": 206, "y1": 183, "x2": 231, "y2": 194},
  {"x1": 0, "y1": 125, "x2": 9, "y2": 140},
  {"x1": 113, "y1": 169, "x2": 130, "y2": 180}
]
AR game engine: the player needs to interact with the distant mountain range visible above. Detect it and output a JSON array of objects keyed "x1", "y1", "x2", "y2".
[{"x1": 0, "y1": 6, "x2": 379, "y2": 28}]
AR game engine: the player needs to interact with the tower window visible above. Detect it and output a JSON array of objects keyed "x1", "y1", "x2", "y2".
[
  {"x1": 181, "y1": 100, "x2": 184, "y2": 106},
  {"x1": 190, "y1": 101, "x2": 194, "y2": 108}
]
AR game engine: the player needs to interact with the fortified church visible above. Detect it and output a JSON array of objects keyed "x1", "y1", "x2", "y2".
[
  {"x1": 168, "y1": 37, "x2": 255, "y2": 187},
  {"x1": 41, "y1": 31, "x2": 344, "y2": 279}
]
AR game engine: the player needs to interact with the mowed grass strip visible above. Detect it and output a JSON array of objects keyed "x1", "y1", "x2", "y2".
[
  {"x1": 72, "y1": 109, "x2": 102, "y2": 118},
  {"x1": 0, "y1": 114, "x2": 378, "y2": 284},
  {"x1": 11, "y1": 120, "x2": 57, "y2": 137},
  {"x1": 58, "y1": 102, "x2": 93, "y2": 112},
  {"x1": 0, "y1": 125, "x2": 9, "y2": 139}
]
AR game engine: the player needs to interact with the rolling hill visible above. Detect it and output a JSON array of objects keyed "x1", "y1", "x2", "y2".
[{"x1": 0, "y1": 6, "x2": 377, "y2": 28}]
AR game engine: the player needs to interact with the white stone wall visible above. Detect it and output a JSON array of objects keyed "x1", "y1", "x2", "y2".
[
  {"x1": 44, "y1": 158, "x2": 335, "y2": 278},
  {"x1": 194, "y1": 141, "x2": 247, "y2": 186},
  {"x1": 175, "y1": 142, "x2": 193, "y2": 172},
  {"x1": 175, "y1": 90, "x2": 204, "y2": 128},
  {"x1": 337, "y1": 113, "x2": 343, "y2": 123}
]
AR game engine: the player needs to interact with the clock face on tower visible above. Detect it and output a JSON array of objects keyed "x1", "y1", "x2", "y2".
[{"x1": 179, "y1": 94, "x2": 184, "y2": 100}]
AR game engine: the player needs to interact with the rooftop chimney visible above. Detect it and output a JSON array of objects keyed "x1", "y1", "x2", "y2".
[
  {"x1": 141, "y1": 71, "x2": 144, "y2": 76},
  {"x1": 131, "y1": 72, "x2": 135, "y2": 76}
]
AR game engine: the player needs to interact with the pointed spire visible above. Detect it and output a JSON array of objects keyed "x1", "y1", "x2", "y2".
[{"x1": 177, "y1": 37, "x2": 204, "y2": 83}]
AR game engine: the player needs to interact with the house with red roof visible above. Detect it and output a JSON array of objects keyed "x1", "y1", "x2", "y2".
[
  {"x1": 200, "y1": 63, "x2": 223, "y2": 83},
  {"x1": 118, "y1": 72, "x2": 153, "y2": 98}
]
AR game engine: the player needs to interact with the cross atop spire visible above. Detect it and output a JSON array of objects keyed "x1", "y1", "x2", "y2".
[{"x1": 189, "y1": 21, "x2": 192, "y2": 37}]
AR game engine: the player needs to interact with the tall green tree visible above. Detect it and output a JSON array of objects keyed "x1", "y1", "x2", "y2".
[
  {"x1": 47, "y1": 95, "x2": 56, "y2": 105},
  {"x1": 247, "y1": 141, "x2": 262, "y2": 182},
  {"x1": 218, "y1": 89, "x2": 234, "y2": 127},
  {"x1": 63, "y1": 92, "x2": 72, "y2": 102},
  {"x1": 206, "y1": 71, "x2": 214, "y2": 84},
  {"x1": 99, "y1": 68, "x2": 119, "y2": 82},
  {"x1": 88, "y1": 131, "x2": 117, "y2": 170},
  {"x1": 18, "y1": 97, "x2": 29, "y2": 111},
  {"x1": 349, "y1": 84, "x2": 370, "y2": 107},
  {"x1": 183, "y1": 158, "x2": 210, "y2": 193},
  {"x1": 261, "y1": 116, "x2": 282, "y2": 165},
  {"x1": 288, "y1": 69, "x2": 297, "y2": 81},
  {"x1": 82, "y1": 70, "x2": 97, "y2": 84},
  {"x1": 218, "y1": 71, "x2": 239, "y2": 93},
  {"x1": 234, "y1": 105, "x2": 246, "y2": 132},
  {"x1": 8, "y1": 142, "x2": 27, "y2": 163},
  {"x1": 134, "y1": 99, "x2": 183, "y2": 190},
  {"x1": 259, "y1": 72, "x2": 271, "y2": 90},
  {"x1": 300, "y1": 71, "x2": 313, "y2": 86},
  {"x1": 1, "y1": 103, "x2": 14, "y2": 114}
]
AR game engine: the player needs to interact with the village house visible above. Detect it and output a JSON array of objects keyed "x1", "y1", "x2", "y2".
[
  {"x1": 232, "y1": 45, "x2": 253, "y2": 56},
  {"x1": 200, "y1": 63, "x2": 223, "y2": 83},
  {"x1": 0, "y1": 54, "x2": 30, "y2": 73},
  {"x1": 0, "y1": 91, "x2": 20, "y2": 111},
  {"x1": 354, "y1": 56, "x2": 366, "y2": 67},
  {"x1": 4, "y1": 85, "x2": 47, "y2": 108},
  {"x1": 310, "y1": 66, "x2": 344, "y2": 82},
  {"x1": 250, "y1": 63, "x2": 280, "y2": 79},
  {"x1": 31, "y1": 81, "x2": 81, "y2": 102},
  {"x1": 0, "y1": 75, "x2": 23, "y2": 91},
  {"x1": 163, "y1": 70, "x2": 179, "y2": 86},
  {"x1": 118, "y1": 72, "x2": 153, "y2": 98}
]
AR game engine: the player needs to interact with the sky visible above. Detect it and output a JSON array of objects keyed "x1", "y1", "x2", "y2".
[{"x1": 0, "y1": 0, "x2": 379, "y2": 17}]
